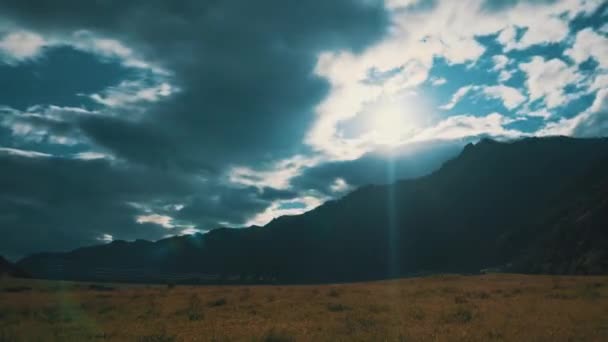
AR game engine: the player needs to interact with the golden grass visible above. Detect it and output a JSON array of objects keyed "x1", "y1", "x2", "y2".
[{"x1": 1, "y1": 274, "x2": 608, "y2": 341}]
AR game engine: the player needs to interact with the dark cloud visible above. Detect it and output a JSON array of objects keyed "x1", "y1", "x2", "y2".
[
  {"x1": 0, "y1": 151, "x2": 287, "y2": 258},
  {"x1": 292, "y1": 141, "x2": 465, "y2": 195},
  {"x1": 0, "y1": 46, "x2": 133, "y2": 110},
  {"x1": 0, "y1": 0, "x2": 392, "y2": 257},
  {"x1": 2, "y1": 0, "x2": 389, "y2": 168}
]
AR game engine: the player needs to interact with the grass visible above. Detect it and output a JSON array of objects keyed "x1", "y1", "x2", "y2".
[{"x1": 0, "y1": 274, "x2": 607, "y2": 341}]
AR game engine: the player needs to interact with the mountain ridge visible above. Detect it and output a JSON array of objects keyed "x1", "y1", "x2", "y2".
[{"x1": 17, "y1": 136, "x2": 608, "y2": 283}]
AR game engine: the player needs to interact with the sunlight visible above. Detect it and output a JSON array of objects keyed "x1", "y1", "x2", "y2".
[
  {"x1": 370, "y1": 102, "x2": 409, "y2": 146},
  {"x1": 363, "y1": 92, "x2": 431, "y2": 147}
]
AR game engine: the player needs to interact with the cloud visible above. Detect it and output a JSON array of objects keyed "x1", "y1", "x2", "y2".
[
  {"x1": 73, "y1": 151, "x2": 113, "y2": 160},
  {"x1": 491, "y1": 55, "x2": 515, "y2": 82},
  {"x1": 491, "y1": 55, "x2": 509, "y2": 71},
  {"x1": 565, "y1": 28, "x2": 608, "y2": 69},
  {"x1": 228, "y1": 155, "x2": 322, "y2": 190},
  {"x1": 497, "y1": 17, "x2": 569, "y2": 51},
  {"x1": 0, "y1": 147, "x2": 51, "y2": 158},
  {"x1": 96, "y1": 234, "x2": 113, "y2": 243},
  {"x1": 89, "y1": 81, "x2": 176, "y2": 108},
  {"x1": 439, "y1": 85, "x2": 475, "y2": 110},
  {"x1": 306, "y1": 0, "x2": 603, "y2": 160},
  {"x1": 481, "y1": 85, "x2": 526, "y2": 110},
  {"x1": 0, "y1": 153, "x2": 195, "y2": 257},
  {"x1": 0, "y1": 31, "x2": 45, "y2": 63},
  {"x1": 136, "y1": 214, "x2": 175, "y2": 229},
  {"x1": 1, "y1": 0, "x2": 389, "y2": 173},
  {"x1": 0, "y1": 105, "x2": 95, "y2": 146},
  {"x1": 519, "y1": 56, "x2": 582, "y2": 108},
  {"x1": 526, "y1": 108, "x2": 553, "y2": 119},
  {"x1": 538, "y1": 88, "x2": 608, "y2": 137},
  {"x1": 430, "y1": 76, "x2": 447, "y2": 86},
  {"x1": 330, "y1": 178, "x2": 352, "y2": 193},
  {"x1": 246, "y1": 195, "x2": 327, "y2": 227},
  {"x1": 439, "y1": 84, "x2": 525, "y2": 111},
  {"x1": 409, "y1": 113, "x2": 523, "y2": 143},
  {"x1": 498, "y1": 70, "x2": 514, "y2": 83},
  {"x1": 0, "y1": 0, "x2": 607, "y2": 259}
]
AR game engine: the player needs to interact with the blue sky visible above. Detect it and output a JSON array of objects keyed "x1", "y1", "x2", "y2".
[{"x1": 0, "y1": 0, "x2": 607, "y2": 257}]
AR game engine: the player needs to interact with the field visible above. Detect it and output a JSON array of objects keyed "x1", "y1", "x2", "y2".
[{"x1": 1, "y1": 274, "x2": 608, "y2": 341}]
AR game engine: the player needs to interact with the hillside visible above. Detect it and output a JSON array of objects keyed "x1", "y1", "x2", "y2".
[
  {"x1": 17, "y1": 137, "x2": 608, "y2": 283},
  {"x1": 0, "y1": 256, "x2": 29, "y2": 278}
]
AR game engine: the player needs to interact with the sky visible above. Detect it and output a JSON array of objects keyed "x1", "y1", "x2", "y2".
[{"x1": 0, "y1": 0, "x2": 607, "y2": 259}]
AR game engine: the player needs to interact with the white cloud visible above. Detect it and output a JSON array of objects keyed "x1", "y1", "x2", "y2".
[
  {"x1": 439, "y1": 84, "x2": 525, "y2": 112},
  {"x1": 538, "y1": 88, "x2": 608, "y2": 137},
  {"x1": 179, "y1": 227, "x2": 201, "y2": 235},
  {"x1": 526, "y1": 108, "x2": 553, "y2": 119},
  {"x1": 491, "y1": 55, "x2": 509, "y2": 71},
  {"x1": 330, "y1": 178, "x2": 352, "y2": 194},
  {"x1": 0, "y1": 147, "x2": 51, "y2": 158},
  {"x1": 498, "y1": 70, "x2": 514, "y2": 83},
  {"x1": 96, "y1": 234, "x2": 113, "y2": 243},
  {"x1": 246, "y1": 195, "x2": 327, "y2": 227},
  {"x1": 69, "y1": 31, "x2": 167, "y2": 74},
  {"x1": 439, "y1": 85, "x2": 474, "y2": 110},
  {"x1": 0, "y1": 31, "x2": 45, "y2": 63},
  {"x1": 306, "y1": 0, "x2": 598, "y2": 160},
  {"x1": 430, "y1": 76, "x2": 447, "y2": 86},
  {"x1": 491, "y1": 55, "x2": 515, "y2": 82},
  {"x1": 589, "y1": 74, "x2": 608, "y2": 92},
  {"x1": 89, "y1": 81, "x2": 175, "y2": 108},
  {"x1": 0, "y1": 105, "x2": 94, "y2": 146},
  {"x1": 408, "y1": 113, "x2": 523, "y2": 143},
  {"x1": 499, "y1": 18, "x2": 569, "y2": 51},
  {"x1": 481, "y1": 85, "x2": 526, "y2": 110},
  {"x1": 565, "y1": 28, "x2": 608, "y2": 69},
  {"x1": 519, "y1": 56, "x2": 582, "y2": 108},
  {"x1": 136, "y1": 214, "x2": 175, "y2": 229},
  {"x1": 73, "y1": 152, "x2": 113, "y2": 160},
  {"x1": 229, "y1": 154, "x2": 322, "y2": 190}
]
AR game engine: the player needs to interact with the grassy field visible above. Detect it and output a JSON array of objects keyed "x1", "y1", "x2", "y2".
[{"x1": 1, "y1": 274, "x2": 607, "y2": 341}]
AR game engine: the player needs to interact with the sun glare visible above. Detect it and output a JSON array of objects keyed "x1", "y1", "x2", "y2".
[
  {"x1": 371, "y1": 104, "x2": 408, "y2": 145},
  {"x1": 364, "y1": 93, "x2": 430, "y2": 147}
]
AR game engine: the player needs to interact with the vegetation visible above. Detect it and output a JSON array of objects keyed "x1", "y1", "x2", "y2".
[{"x1": 1, "y1": 274, "x2": 607, "y2": 341}]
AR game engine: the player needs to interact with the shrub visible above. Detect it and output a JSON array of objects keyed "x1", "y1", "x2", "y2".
[
  {"x1": 2, "y1": 286, "x2": 32, "y2": 293},
  {"x1": 138, "y1": 331, "x2": 175, "y2": 342},
  {"x1": 368, "y1": 304, "x2": 390, "y2": 313},
  {"x1": 261, "y1": 328, "x2": 295, "y2": 342},
  {"x1": 187, "y1": 294, "x2": 204, "y2": 321},
  {"x1": 88, "y1": 284, "x2": 115, "y2": 291},
  {"x1": 208, "y1": 298, "x2": 227, "y2": 307},
  {"x1": 0, "y1": 328, "x2": 18, "y2": 342},
  {"x1": 443, "y1": 306, "x2": 473, "y2": 324},
  {"x1": 327, "y1": 288, "x2": 341, "y2": 297},
  {"x1": 327, "y1": 303, "x2": 350, "y2": 312},
  {"x1": 454, "y1": 295, "x2": 468, "y2": 304},
  {"x1": 409, "y1": 306, "x2": 425, "y2": 321}
]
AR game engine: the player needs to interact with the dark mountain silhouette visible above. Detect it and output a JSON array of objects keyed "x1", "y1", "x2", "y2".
[
  {"x1": 17, "y1": 137, "x2": 608, "y2": 283},
  {"x1": 0, "y1": 255, "x2": 30, "y2": 278}
]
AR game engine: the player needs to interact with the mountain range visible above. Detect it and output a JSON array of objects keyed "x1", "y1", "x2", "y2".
[
  {"x1": 0, "y1": 255, "x2": 29, "y2": 278},
  {"x1": 16, "y1": 137, "x2": 608, "y2": 283}
]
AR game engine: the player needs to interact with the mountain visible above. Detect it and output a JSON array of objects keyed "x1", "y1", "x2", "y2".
[
  {"x1": 0, "y1": 255, "x2": 30, "y2": 278},
  {"x1": 17, "y1": 137, "x2": 608, "y2": 283}
]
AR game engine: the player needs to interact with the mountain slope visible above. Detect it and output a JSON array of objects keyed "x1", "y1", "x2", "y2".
[
  {"x1": 0, "y1": 255, "x2": 30, "y2": 278},
  {"x1": 17, "y1": 137, "x2": 608, "y2": 283}
]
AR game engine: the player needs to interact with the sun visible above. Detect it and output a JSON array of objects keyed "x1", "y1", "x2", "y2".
[
  {"x1": 363, "y1": 91, "x2": 432, "y2": 147},
  {"x1": 371, "y1": 104, "x2": 408, "y2": 146}
]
